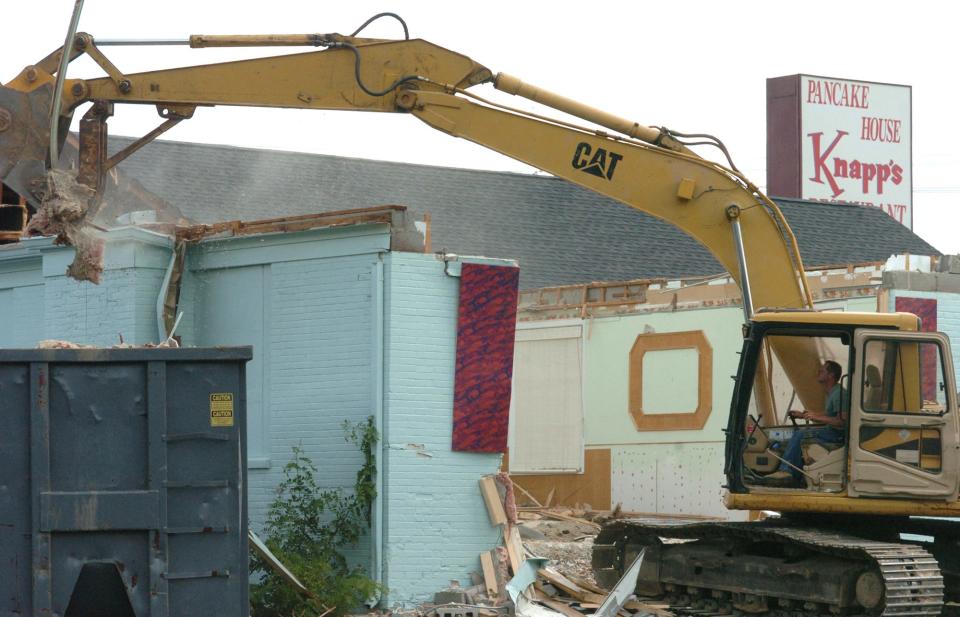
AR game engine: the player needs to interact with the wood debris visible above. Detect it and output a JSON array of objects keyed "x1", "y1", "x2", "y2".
[{"x1": 420, "y1": 473, "x2": 665, "y2": 617}]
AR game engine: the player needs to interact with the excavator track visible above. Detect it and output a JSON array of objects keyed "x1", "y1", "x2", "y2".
[{"x1": 593, "y1": 519, "x2": 944, "y2": 617}]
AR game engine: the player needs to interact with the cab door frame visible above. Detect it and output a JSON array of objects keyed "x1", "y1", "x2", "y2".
[{"x1": 848, "y1": 329, "x2": 960, "y2": 499}]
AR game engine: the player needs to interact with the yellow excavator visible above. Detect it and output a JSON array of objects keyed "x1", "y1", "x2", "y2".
[{"x1": 0, "y1": 14, "x2": 956, "y2": 616}]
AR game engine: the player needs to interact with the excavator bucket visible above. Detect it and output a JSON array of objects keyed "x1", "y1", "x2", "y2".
[
  {"x1": 0, "y1": 80, "x2": 56, "y2": 208},
  {"x1": 0, "y1": 79, "x2": 110, "y2": 283}
]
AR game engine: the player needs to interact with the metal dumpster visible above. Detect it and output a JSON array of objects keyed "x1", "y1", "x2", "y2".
[{"x1": 0, "y1": 347, "x2": 252, "y2": 617}]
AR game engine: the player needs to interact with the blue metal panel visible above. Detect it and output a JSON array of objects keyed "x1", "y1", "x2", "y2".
[
  {"x1": 40, "y1": 491, "x2": 161, "y2": 531},
  {"x1": 0, "y1": 348, "x2": 250, "y2": 617},
  {"x1": 0, "y1": 364, "x2": 31, "y2": 615}
]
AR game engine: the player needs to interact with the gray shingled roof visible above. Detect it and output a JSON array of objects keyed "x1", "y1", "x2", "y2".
[{"x1": 109, "y1": 137, "x2": 938, "y2": 290}]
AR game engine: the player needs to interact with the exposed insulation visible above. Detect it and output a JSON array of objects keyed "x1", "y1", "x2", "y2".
[{"x1": 25, "y1": 170, "x2": 105, "y2": 284}]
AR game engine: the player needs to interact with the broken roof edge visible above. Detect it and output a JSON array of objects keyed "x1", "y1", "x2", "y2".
[
  {"x1": 517, "y1": 259, "x2": 902, "y2": 319},
  {"x1": 174, "y1": 204, "x2": 425, "y2": 252},
  {"x1": 0, "y1": 207, "x2": 426, "y2": 281}
]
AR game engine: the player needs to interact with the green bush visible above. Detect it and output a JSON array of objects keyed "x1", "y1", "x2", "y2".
[{"x1": 251, "y1": 418, "x2": 384, "y2": 616}]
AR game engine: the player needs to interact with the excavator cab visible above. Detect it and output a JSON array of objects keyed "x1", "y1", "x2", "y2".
[
  {"x1": 728, "y1": 313, "x2": 960, "y2": 502},
  {"x1": 736, "y1": 325, "x2": 853, "y2": 492}
]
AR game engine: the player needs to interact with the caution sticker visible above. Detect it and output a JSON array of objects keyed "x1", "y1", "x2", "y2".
[{"x1": 210, "y1": 393, "x2": 235, "y2": 427}]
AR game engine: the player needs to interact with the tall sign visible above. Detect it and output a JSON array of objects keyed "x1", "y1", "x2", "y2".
[{"x1": 767, "y1": 74, "x2": 912, "y2": 227}]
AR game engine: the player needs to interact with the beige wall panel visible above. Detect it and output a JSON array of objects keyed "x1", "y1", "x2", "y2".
[{"x1": 610, "y1": 443, "x2": 747, "y2": 520}]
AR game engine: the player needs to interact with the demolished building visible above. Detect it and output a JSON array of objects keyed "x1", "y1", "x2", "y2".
[{"x1": 0, "y1": 137, "x2": 946, "y2": 605}]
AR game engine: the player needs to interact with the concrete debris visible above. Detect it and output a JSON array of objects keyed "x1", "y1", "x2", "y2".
[
  {"x1": 37, "y1": 339, "x2": 95, "y2": 349},
  {"x1": 37, "y1": 338, "x2": 180, "y2": 350}
]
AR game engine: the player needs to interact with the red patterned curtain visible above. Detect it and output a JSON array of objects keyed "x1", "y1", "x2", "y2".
[{"x1": 451, "y1": 263, "x2": 520, "y2": 453}]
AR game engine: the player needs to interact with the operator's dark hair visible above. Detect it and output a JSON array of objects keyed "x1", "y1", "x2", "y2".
[{"x1": 823, "y1": 360, "x2": 842, "y2": 381}]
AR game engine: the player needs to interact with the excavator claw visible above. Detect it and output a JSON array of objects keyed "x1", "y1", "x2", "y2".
[{"x1": 0, "y1": 81, "x2": 55, "y2": 207}]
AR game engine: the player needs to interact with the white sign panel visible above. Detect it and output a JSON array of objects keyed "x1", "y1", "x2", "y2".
[{"x1": 800, "y1": 76, "x2": 912, "y2": 227}]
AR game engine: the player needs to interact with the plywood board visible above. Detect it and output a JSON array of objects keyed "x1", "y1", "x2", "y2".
[
  {"x1": 506, "y1": 525, "x2": 524, "y2": 574},
  {"x1": 623, "y1": 600, "x2": 673, "y2": 617},
  {"x1": 480, "y1": 551, "x2": 499, "y2": 597},
  {"x1": 538, "y1": 567, "x2": 586, "y2": 600},
  {"x1": 503, "y1": 449, "x2": 611, "y2": 510},
  {"x1": 479, "y1": 476, "x2": 507, "y2": 526},
  {"x1": 538, "y1": 597, "x2": 586, "y2": 617}
]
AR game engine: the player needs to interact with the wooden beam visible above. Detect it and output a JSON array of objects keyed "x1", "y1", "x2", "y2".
[
  {"x1": 479, "y1": 476, "x2": 508, "y2": 526},
  {"x1": 479, "y1": 551, "x2": 499, "y2": 598},
  {"x1": 506, "y1": 526, "x2": 524, "y2": 574}
]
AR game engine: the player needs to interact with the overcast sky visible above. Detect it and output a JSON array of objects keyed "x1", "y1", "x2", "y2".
[{"x1": 3, "y1": 1, "x2": 957, "y2": 254}]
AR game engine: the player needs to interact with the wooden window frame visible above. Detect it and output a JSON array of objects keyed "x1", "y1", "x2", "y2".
[{"x1": 629, "y1": 330, "x2": 712, "y2": 431}]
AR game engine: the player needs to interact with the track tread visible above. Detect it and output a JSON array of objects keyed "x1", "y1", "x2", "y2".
[{"x1": 594, "y1": 518, "x2": 944, "y2": 617}]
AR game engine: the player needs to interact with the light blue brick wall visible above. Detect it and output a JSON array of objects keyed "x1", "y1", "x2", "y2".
[
  {"x1": 0, "y1": 244, "x2": 44, "y2": 347},
  {"x1": 381, "y1": 252, "x2": 506, "y2": 607},
  {"x1": 179, "y1": 226, "x2": 389, "y2": 578},
  {"x1": 2, "y1": 226, "x2": 517, "y2": 606},
  {"x1": 42, "y1": 268, "x2": 167, "y2": 345},
  {"x1": 0, "y1": 283, "x2": 44, "y2": 347},
  {"x1": 0, "y1": 231, "x2": 170, "y2": 347}
]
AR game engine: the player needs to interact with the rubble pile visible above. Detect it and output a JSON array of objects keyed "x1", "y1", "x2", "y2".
[{"x1": 414, "y1": 474, "x2": 671, "y2": 617}]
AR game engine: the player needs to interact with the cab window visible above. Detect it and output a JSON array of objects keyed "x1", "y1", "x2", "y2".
[{"x1": 861, "y1": 338, "x2": 948, "y2": 415}]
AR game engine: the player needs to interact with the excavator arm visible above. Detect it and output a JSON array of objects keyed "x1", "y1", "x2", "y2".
[
  {"x1": 0, "y1": 28, "x2": 824, "y2": 408},
  {"x1": 0, "y1": 29, "x2": 811, "y2": 313},
  {"x1": 399, "y1": 86, "x2": 810, "y2": 314}
]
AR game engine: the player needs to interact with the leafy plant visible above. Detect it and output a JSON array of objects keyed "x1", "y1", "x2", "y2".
[{"x1": 251, "y1": 417, "x2": 383, "y2": 616}]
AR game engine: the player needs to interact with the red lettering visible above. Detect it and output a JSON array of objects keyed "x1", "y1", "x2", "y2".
[
  {"x1": 808, "y1": 199, "x2": 908, "y2": 225},
  {"x1": 808, "y1": 131, "x2": 905, "y2": 196},
  {"x1": 833, "y1": 158, "x2": 848, "y2": 178},
  {"x1": 850, "y1": 160, "x2": 862, "y2": 180},
  {"x1": 860, "y1": 116, "x2": 902, "y2": 143},
  {"x1": 877, "y1": 164, "x2": 891, "y2": 194},
  {"x1": 861, "y1": 162, "x2": 877, "y2": 193},
  {"x1": 808, "y1": 130, "x2": 848, "y2": 197},
  {"x1": 883, "y1": 203, "x2": 906, "y2": 224},
  {"x1": 805, "y1": 79, "x2": 870, "y2": 109}
]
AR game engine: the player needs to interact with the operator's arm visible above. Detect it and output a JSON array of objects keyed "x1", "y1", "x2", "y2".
[
  {"x1": 791, "y1": 386, "x2": 846, "y2": 427},
  {"x1": 792, "y1": 410, "x2": 844, "y2": 428}
]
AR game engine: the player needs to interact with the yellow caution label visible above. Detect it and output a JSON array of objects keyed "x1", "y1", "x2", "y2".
[{"x1": 210, "y1": 393, "x2": 234, "y2": 427}]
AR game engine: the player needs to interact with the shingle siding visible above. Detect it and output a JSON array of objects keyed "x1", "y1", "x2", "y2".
[{"x1": 110, "y1": 137, "x2": 939, "y2": 291}]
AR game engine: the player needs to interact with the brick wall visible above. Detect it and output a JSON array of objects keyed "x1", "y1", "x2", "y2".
[
  {"x1": 0, "y1": 231, "x2": 171, "y2": 347},
  {"x1": 179, "y1": 231, "x2": 384, "y2": 576},
  {"x1": 1, "y1": 229, "x2": 517, "y2": 607},
  {"x1": 381, "y1": 253, "x2": 506, "y2": 607},
  {"x1": 0, "y1": 284, "x2": 43, "y2": 347},
  {"x1": 43, "y1": 268, "x2": 166, "y2": 345}
]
